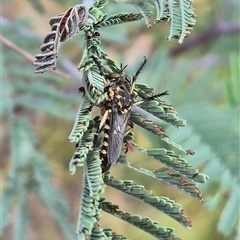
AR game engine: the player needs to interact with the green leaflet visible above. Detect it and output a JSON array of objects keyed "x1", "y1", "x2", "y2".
[
  {"x1": 103, "y1": 174, "x2": 192, "y2": 228},
  {"x1": 99, "y1": 198, "x2": 180, "y2": 240}
]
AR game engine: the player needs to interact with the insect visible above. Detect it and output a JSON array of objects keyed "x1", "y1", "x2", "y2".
[{"x1": 92, "y1": 56, "x2": 169, "y2": 172}]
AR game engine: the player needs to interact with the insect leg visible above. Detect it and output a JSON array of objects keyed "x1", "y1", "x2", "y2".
[
  {"x1": 124, "y1": 121, "x2": 134, "y2": 136},
  {"x1": 93, "y1": 109, "x2": 109, "y2": 146},
  {"x1": 133, "y1": 90, "x2": 169, "y2": 106}
]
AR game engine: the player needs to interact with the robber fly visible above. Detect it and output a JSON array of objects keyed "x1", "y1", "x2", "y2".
[{"x1": 92, "y1": 56, "x2": 168, "y2": 172}]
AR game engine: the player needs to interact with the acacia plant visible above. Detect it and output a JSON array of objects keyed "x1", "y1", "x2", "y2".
[
  {"x1": 33, "y1": 0, "x2": 209, "y2": 239},
  {"x1": 2, "y1": 0, "x2": 210, "y2": 239}
]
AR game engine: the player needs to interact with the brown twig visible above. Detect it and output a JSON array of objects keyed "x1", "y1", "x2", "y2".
[
  {"x1": 170, "y1": 21, "x2": 240, "y2": 56},
  {"x1": 0, "y1": 35, "x2": 70, "y2": 80}
]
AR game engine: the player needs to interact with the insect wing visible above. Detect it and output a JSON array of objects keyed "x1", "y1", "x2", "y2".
[{"x1": 105, "y1": 108, "x2": 130, "y2": 166}]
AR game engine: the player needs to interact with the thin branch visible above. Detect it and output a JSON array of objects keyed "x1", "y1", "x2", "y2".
[
  {"x1": 0, "y1": 35, "x2": 70, "y2": 80},
  {"x1": 170, "y1": 21, "x2": 240, "y2": 56}
]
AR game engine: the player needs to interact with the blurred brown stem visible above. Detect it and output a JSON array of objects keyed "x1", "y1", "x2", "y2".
[
  {"x1": 170, "y1": 21, "x2": 240, "y2": 56},
  {"x1": 0, "y1": 35, "x2": 70, "y2": 80}
]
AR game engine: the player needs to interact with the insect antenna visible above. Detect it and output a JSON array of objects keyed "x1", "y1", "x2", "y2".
[
  {"x1": 130, "y1": 56, "x2": 147, "y2": 94},
  {"x1": 93, "y1": 109, "x2": 109, "y2": 146},
  {"x1": 120, "y1": 63, "x2": 128, "y2": 73}
]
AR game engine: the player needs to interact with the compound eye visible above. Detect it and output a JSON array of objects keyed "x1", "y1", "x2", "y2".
[{"x1": 109, "y1": 72, "x2": 121, "y2": 80}]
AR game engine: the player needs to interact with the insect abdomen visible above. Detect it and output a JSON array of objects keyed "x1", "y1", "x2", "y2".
[{"x1": 100, "y1": 107, "x2": 130, "y2": 172}]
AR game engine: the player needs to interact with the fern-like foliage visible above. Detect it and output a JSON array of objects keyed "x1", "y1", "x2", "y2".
[
  {"x1": 111, "y1": 0, "x2": 196, "y2": 41},
  {"x1": 0, "y1": 116, "x2": 76, "y2": 240},
  {"x1": 2, "y1": 0, "x2": 238, "y2": 237},
  {"x1": 34, "y1": 4, "x2": 89, "y2": 73},
  {"x1": 139, "y1": 50, "x2": 240, "y2": 239},
  {"x1": 32, "y1": 1, "x2": 208, "y2": 239},
  {"x1": 34, "y1": 0, "x2": 196, "y2": 73},
  {"x1": 1, "y1": 17, "x2": 79, "y2": 239}
]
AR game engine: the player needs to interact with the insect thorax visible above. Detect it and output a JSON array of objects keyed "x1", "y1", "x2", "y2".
[{"x1": 104, "y1": 73, "x2": 132, "y2": 114}]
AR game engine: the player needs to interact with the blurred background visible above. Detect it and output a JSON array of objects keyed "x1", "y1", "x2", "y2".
[{"x1": 1, "y1": 0, "x2": 239, "y2": 240}]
